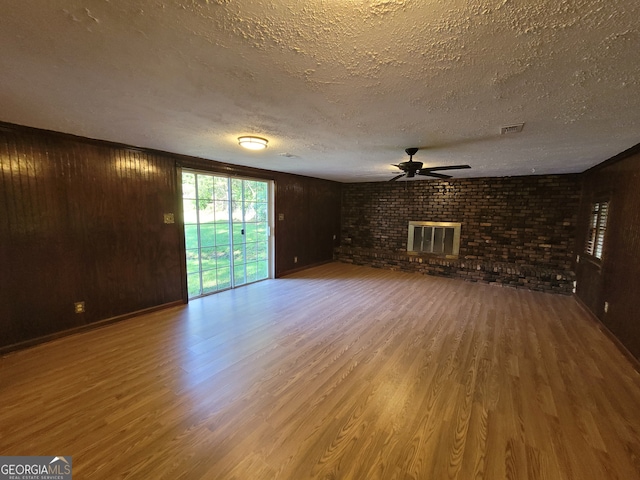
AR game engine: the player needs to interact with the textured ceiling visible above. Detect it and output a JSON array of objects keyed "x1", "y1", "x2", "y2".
[{"x1": 1, "y1": 0, "x2": 639, "y2": 182}]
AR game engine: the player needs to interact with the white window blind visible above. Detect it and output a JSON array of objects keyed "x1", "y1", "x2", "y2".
[{"x1": 585, "y1": 201, "x2": 609, "y2": 259}]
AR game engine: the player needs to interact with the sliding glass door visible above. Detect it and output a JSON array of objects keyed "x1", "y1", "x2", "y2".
[{"x1": 182, "y1": 171, "x2": 271, "y2": 298}]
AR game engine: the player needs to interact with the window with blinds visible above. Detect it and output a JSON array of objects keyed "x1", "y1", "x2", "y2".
[
  {"x1": 585, "y1": 201, "x2": 609, "y2": 259},
  {"x1": 407, "y1": 221, "x2": 461, "y2": 255}
]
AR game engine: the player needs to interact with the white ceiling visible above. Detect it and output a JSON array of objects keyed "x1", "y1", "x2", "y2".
[{"x1": 1, "y1": 0, "x2": 639, "y2": 183}]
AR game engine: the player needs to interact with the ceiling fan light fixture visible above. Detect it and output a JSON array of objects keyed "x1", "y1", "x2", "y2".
[{"x1": 238, "y1": 136, "x2": 268, "y2": 150}]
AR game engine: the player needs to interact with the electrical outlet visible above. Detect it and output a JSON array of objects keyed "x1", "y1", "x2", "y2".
[
  {"x1": 294, "y1": 256, "x2": 298, "y2": 263},
  {"x1": 604, "y1": 301, "x2": 609, "y2": 313},
  {"x1": 74, "y1": 301, "x2": 85, "y2": 314}
]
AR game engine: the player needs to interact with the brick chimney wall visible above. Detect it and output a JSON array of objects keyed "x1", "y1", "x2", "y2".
[{"x1": 337, "y1": 174, "x2": 581, "y2": 293}]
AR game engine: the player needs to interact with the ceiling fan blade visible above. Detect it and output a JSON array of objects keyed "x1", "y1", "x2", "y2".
[
  {"x1": 389, "y1": 173, "x2": 406, "y2": 181},
  {"x1": 418, "y1": 171, "x2": 452, "y2": 179},
  {"x1": 422, "y1": 164, "x2": 471, "y2": 172}
]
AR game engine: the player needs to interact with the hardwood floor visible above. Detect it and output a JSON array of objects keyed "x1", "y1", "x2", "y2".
[{"x1": 1, "y1": 262, "x2": 639, "y2": 479}]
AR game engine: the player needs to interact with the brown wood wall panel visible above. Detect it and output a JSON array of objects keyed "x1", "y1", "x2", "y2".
[
  {"x1": 275, "y1": 181, "x2": 307, "y2": 274},
  {"x1": 574, "y1": 260, "x2": 603, "y2": 314},
  {"x1": 307, "y1": 180, "x2": 341, "y2": 263},
  {"x1": 0, "y1": 126, "x2": 184, "y2": 349},
  {"x1": 1, "y1": 132, "x2": 83, "y2": 345},
  {"x1": 576, "y1": 148, "x2": 640, "y2": 359}
]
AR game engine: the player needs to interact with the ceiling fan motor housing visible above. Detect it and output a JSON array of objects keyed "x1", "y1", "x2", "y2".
[
  {"x1": 389, "y1": 147, "x2": 471, "y2": 181},
  {"x1": 398, "y1": 161, "x2": 423, "y2": 171}
]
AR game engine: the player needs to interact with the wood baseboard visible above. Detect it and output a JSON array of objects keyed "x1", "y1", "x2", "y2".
[
  {"x1": 0, "y1": 300, "x2": 185, "y2": 356},
  {"x1": 277, "y1": 259, "x2": 334, "y2": 278}
]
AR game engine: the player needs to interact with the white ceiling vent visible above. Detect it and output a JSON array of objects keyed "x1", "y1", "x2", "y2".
[{"x1": 500, "y1": 123, "x2": 525, "y2": 135}]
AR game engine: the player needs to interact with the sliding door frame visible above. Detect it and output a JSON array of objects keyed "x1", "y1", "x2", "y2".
[{"x1": 180, "y1": 167, "x2": 274, "y2": 300}]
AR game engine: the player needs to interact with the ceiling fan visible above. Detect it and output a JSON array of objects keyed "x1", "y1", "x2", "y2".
[{"x1": 390, "y1": 147, "x2": 471, "y2": 181}]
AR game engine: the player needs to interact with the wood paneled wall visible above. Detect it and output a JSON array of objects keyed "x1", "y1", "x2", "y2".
[
  {"x1": 0, "y1": 124, "x2": 341, "y2": 350},
  {"x1": 575, "y1": 144, "x2": 640, "y2": 360},
  {"x1": 275, "y1": 179, "x2": 342, "y2": 273},
  {"x1": 0, "y1": 125, "x2": 185, "y2": 349}
]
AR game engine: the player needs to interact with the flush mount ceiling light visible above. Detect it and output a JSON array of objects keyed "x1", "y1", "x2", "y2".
[{"x1": 238, "y1": 136, "x2": 268, "y2": 150}]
